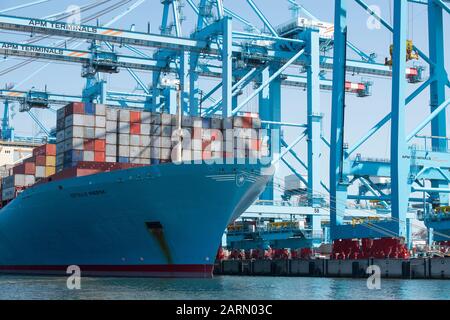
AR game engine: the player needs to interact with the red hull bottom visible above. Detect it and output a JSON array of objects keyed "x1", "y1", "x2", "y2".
[{"x1": 0, "y1": 264, "x2": 214, "y2": 278}]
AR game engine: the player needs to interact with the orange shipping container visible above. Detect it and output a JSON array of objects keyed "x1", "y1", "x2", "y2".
[
  {"x1": 94, "y1": 152, "x2": 106, "y2": 162},
  {"x1": 130, "y1": 123, "x2": 141, "y2": 134},
  {"x1": 33, "y1": 144, "x2": 56, "y2": 157},
  {"x1": 94, "y1": 139, "x2": 106, "y2": 151},
  {"x1": 130, "y1": 111, "x2": 141, "y2": 123}
]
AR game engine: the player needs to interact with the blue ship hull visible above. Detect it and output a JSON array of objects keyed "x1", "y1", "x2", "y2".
[{"x1": 0, "y1": 162, "x2": 271, "y2": 278}]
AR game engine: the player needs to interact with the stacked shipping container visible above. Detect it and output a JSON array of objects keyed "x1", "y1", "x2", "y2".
[
  {"x1": 1, "y1": 144, "x2": 56, "y2": 201},
  {"x1": 0, "y1": 103, "x2": 267, "y2": 204},
  {"x1": 57, "y1": 103, "x2": 266, "y2": 169}
]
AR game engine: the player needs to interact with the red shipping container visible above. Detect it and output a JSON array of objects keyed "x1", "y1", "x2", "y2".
[
  {"x1": 35, "y1": 155, "x2": 46, "y2": 166},
  {"x1": 242, "y1": 116, "x2": 253, "y2": 128},
  {"x1": 130, "y1": 111, "x2": 141, "y2": 123},
  {"x1": 130, "y1": 123, "x2": 141, "y2": 134},
  {"x1": 13, "y1": 164, "x2": 24, "y2": 175},
  {"x1": 64, "y1": 102, "x2": 84, "y2": 116},
  {"x1": 94, "y1": 139, "x2": 106, "y2": 151},
  {"x1": 94, "y1": 152, "x2": 106, "y2": 162},
  {"x1": 33, "y1": 144, "x2": 56, "y2": 157},
  {"x1": 84, "y1": 139, "x2": 95, "y2": 151},
  {"x1": 13, "y1": 162, "x2": 35, "y2": 175}
]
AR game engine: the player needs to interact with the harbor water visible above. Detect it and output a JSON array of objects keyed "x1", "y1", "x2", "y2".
[{"x1": 0, "y1": 275, "x2": 449, "y2": 300}]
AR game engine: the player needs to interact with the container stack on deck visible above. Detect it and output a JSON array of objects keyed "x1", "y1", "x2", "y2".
[
  {"x1": 57, "y1": 102, "x2": 265, "y2": 169},
  {"x1": 0, "y1": 102, "x2": 266, "y2": 204},
  {"x1": 0, "y1": 144, "x2": 56, "y2": 203}
]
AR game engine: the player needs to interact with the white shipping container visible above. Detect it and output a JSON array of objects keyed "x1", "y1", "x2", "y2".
[
  {"x1": 161, "y1": 137, "x2": 172, "y2": 148},
  {"x1": 35, "y1": 166, "x2": 46, "y2": 178},
  {"x1": 140, "y1": 135, "x2": 150, "y2": 147},
  {"x1": 106, "y1": 156, "x2": 116, "y2": 163},
  {"x1": 140, "y1": 146, "x2": 151, "y2": 158},
  {"x1": 84, "y1": 127, "x2": 95, "y2": 139},
  {"x1": 64, "y1": 138, "x2": 84, "y2": 151},
  {"x1": 193, "y1": 118, "x2": 203, "y2": 128},
  {"x1": 95, "y1": 116, "x2": 106, "y2": 128},
  {"x1": 150, "y1": 147, "x2": 160, "y2": 158},
  {"x1": 83, "y1": 115, "x2": 95, "y2": 127},
  {"x1": 141, "y1": 111, "x2": 151, "y2": 124},
  {"x1": 25, "y1": 175, "x2": 35, "y2": 186},
  {"x1": 192, "y1": 139, "x2": 202, "y2": 151},
  {"x1": 83, "y1": 151, "x2": 95, "y2": 162},
  {"x1": 95, "y1": 127, "x2": 106, "y2": 139},
  {"x1": 14, "y1": 174, "x2": 25, "y2": 187},
  {"x1": 141, "y1": 123, "x2": 151, "y2": 135},
  {"x1": 119, "y1": 110, "x2": 130, "y2": 122},
  {"x1": 130, "y1": 157, "x2": 140, "y2": 164},
  {"x1": 106, "y1": 144, "x2": 117, "y2": 156},
  {"x1": 73, "y1": 114, "x2": 86, "y2": 126},
  {"x1": 119, "y1": 146, "x2": 130, "y2": 157},
  {"x1": 150, "y1": 136, "x2": 161, "y2": 148},
  {"x1": 95, "y1": 104, "x2": 106, "y2": 116},
  {"x1": 119, "y1": 122, "x2": 130, "y2": 134},
  {"x1": 130, "y1": 146, "x2": 140, "y2": 158},
  {"x1": 106, "y1": 108, "x2": 118, "y2": 121},
  {"x1": 106, "y1": 132, "x2": 117, "y2": 145},
  {"x1": 106, "y1": 120, "x2": 117, "y2": 132},
  {"x1": 73, "y1": 126, "x2": 84, "y2": 138},
  {"x1": 119, "y1": 134, "x2": 130, "y2": 146},
  {"x1": 130, "y1": 135, "x2": 140, "y2": 146},
  {"x1": 161, "y1": 148, "x2": 171, "y2": 160},
  {"x1": 211, "y1": 140, "x2": 222, "y2": 152}
]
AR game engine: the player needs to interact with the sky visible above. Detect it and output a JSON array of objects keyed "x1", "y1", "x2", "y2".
[{"x1": 0, "y1": 0, "x2": 448, "y2": 194}]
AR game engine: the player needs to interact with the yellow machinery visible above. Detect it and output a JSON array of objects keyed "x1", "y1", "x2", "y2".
[{"x1": 385, "y1": 40, "x2": 419, "y2": 66}]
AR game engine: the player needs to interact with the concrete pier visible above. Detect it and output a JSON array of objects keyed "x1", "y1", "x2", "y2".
[{"x1": 215, "y1": 257, "x2": 450, "y2": 279}]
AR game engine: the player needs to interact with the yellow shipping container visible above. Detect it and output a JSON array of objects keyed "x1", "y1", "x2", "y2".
[
  {"x1": 46, "y1": 156, "x2": 56, "y2": 167},
  {"x1": 45, "y1": 166, "x2": 56, "y2": 177}
]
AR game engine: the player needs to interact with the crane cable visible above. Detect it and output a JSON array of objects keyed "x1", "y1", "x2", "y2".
[{"x1": 0, "y1": 0, "x2": 133, "y2": 77}]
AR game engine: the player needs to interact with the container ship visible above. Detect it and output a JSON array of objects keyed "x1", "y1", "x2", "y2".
[{"x1": 0, "y1": 102, "x2": 272, "y2": 278}]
